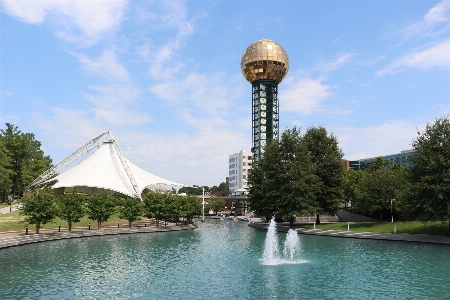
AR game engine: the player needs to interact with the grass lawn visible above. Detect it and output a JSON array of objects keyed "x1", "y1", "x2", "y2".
[
  {"x1": 0, "y1": 203, "x2": 10, "y2": 209},
  {"x1": 298, "y1": 222, "x2": 449, "y2": 236},
  {"x1": 0, "y1": 210, "x2": 127, "y2": 232}
]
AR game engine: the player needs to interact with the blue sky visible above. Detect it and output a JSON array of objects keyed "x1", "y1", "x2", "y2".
[{"x1": 1, "y1": 0, "x2": 450, "y2": 187}]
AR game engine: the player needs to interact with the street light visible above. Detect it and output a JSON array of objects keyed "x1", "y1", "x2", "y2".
[
  {"x1": 391, "y1": 199, "x2": 395, "y2": 222},
  {"x1": 201, "y1": 187, "x2": 205, "y2": 222}
]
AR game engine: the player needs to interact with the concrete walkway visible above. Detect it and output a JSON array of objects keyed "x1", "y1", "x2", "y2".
[
  {"x1": 248, "y1": 222, "x2": 450, "y2": 245},
  {"x1": 0, "y1": 204, "x2": 21, "y2": 215},
  {"x1": 0, "y1": 224, "x2": 197, "y2": 250}
]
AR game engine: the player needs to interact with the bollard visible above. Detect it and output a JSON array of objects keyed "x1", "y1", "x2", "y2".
[
  {"x1": 348, "y1": 223, "x2": 350, "y2": 231},
  {"x1": 88, "y1": 223, "x2": 90, "y2": 230},
  {"x1": 313, "y1": 223, "x2": 316, "y2": 229},
  {"x1": 394, "y1": 224, "x2": 397, "y2": 234},
  {"x1": 26, "y1": 225, "x2": 28, "y2": 235},
  {"x1": 58, "y1": 225, "x2": 61, "y2": 232}
]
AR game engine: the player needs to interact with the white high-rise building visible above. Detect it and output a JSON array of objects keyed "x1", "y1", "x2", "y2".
[{"x1": 228, "y1": 150, "x2": 253, "y2": 193}]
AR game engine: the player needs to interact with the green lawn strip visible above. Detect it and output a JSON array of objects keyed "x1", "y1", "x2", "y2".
[
  {"x1": 0, "y1": 210, "x2": 126, "y2": 232},
  {"x1": 297, "y1": 221, "x2": 448, "y2": 236}
]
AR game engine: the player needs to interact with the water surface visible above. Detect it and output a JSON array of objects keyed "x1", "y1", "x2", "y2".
[{"x1": 0, "y1": 219, "x2": 449, "y2": 299}]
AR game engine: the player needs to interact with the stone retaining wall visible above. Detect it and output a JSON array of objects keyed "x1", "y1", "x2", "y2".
[{"x1": 0, "y1": 224, "x2": 197, "y2": 250}]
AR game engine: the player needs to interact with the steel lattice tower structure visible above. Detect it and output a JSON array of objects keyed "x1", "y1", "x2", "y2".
[{"x1": 241, "y1": 39, "x2": 289, "y2": 163}]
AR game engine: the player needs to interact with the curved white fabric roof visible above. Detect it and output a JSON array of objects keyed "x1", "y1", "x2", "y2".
[{"x1": 51, "y1": 141, "x2": 186, "y2": 198}]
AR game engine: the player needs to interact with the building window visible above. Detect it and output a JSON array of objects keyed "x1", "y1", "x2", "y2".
[
  {"x1": 243, "y1": 175, "x2": 246, "y2": 179},
  {"x1": 248, "y1": 156, "x2": 253, "y2": 160},
  {"x1": 243, "y1": 162, "x2": 246, "y2": 166},
  {"x1": 248, "y1": 163, "x2": 252, "y2": 166}
]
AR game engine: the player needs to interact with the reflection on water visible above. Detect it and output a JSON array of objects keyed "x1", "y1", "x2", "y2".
[{"x1": 0, "y1": 219, "x2": 450, "y2": 299}]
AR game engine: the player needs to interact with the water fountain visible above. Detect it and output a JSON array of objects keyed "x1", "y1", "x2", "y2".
[{"x1": 261, "y1": 217, "x2": 305, "y2": 265}]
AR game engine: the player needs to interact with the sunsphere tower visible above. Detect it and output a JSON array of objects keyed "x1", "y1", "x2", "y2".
[{"x1": 241, "y1": 39, "x2": 289, "y2": 163}]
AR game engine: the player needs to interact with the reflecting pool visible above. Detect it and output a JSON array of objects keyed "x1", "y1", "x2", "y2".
[{"x1": 1, "y1": 219, "x2": 450, "y2": 299}]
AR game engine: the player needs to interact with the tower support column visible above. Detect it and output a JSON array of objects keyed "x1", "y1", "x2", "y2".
[{"x1": 251, "y1": 80, "x2": 279, "y2": 163}]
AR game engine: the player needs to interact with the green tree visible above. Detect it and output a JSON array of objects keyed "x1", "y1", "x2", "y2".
[
  {"x1": 178, "y1": 186, "x2": 210, "y2": 195},
  {"x1": 118, "y1": 197, "x2": 142, "y2": 228},
  {"x1": 0, "y1": 140, "x2": 13, "y2": 201},
  {"x1": 143, "y1": 192, "x2": 168, "y2": 226},
  {"x1": 303, "y1": 126, "x2": 344, "y2": 224},
  {"x1": 206, "y1": 197, "x2": 226, "y2": 215},
  {"x1": 0, "y1": 123, "x2": 52, "y2": 199},
  {"x1": 211, "y1": 182, "x2": 230, "y2": 196},
  {"x1": 342, "y1": 168, "x2": 363, "y2": 207},
  {"x1": 402, "y1": 117, "x2": 450, "y2": 233},
  {"x1": 57, "y1": 189, "x2": 86, "y2": 231},
  {"x1": 356, "y1": 157, "x2": 406, "y2": 222},
  {"x1": 86, "y1": 192, "x2": 116, "y2": 229},
  {"x1": 20, "y1": 187, "x2": 56, "y2": 233},
  {"x1": 248, "y1": 127, "x2": 319, "y2": 225},
  {"x1": 179, "y1": 195, "x2": 202, "y2": 224}
]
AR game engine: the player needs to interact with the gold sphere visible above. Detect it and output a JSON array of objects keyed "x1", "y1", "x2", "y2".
[{"x1": 241, "y1": 39, "x2": 289, "y2": 84}]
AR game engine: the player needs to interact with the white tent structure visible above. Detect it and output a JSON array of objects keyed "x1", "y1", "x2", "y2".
[{"x1": 29, "y1": 131, "x2": 187, "y2": 199}]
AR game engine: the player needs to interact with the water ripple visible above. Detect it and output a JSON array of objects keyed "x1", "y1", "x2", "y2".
[{"x1": 0, "y1": 220, "x2": 449, "y2": 299}]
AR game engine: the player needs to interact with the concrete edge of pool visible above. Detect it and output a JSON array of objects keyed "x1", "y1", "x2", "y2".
[
  {"x1": 248, "y1": 222, "x2": 450, "y2": 245},
  {"x1": 0, "y1": 224, "x2": 197, "y2": 249}
]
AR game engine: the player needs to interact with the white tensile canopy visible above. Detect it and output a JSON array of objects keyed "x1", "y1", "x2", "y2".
[{"x1": 49, "y1": 139, "x2": 186, "y2": 198}]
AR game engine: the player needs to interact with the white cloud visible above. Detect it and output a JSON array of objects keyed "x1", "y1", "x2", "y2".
[
  {"x1": 1, "y1": 0, "x2": 127, "y2": 46},
  {"x1": 316, "y1": 53, "x2": 354, "y2": 75},
  {"x1": 378, "y1": 39, "x2": 450, "y2": 75},
  {"x1": 401, "y1": 0, "x2": 450, "y2": 40},
  {"x1": 282, "y1": 78, "x2": 331, "y2": 114},
  {"x1": 136, "y1": 0, "x2": 194, "y2": 79},
  {"x1": 425, "y1": 0, "x2": 450, "y2": 23},
  {"x1": 335, "y1": 119, "x2": 424, "y2": 160},
  {"x1": 76, "y1": 49, "x2": 130, "y2": 81},
  {"x1": 149, "y1": 72, "x2": 245, "y2": 127}
]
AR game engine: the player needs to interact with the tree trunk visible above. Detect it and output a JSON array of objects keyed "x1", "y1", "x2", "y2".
[
  {"x1": 68, "y1": 221, "x2": 72, "y2": 232},
  {"x1": 98, "y1": 220, "x2": 101, "y2": 229},
  {"x1": 316, "y1": 214, "x2": 321, "y2": 225},
  {"x1": 36, "y1": 222, "x2": 40, "y2": 234},
  {"x1": 289, "y1": 216, "x2": 294, "y2": 227},
  {"x1": 379, "y1": 210, "x2": 383, "y2": 223},
  {"x1": 129, "y1": 221, "x2": 131, "y2": 228}
]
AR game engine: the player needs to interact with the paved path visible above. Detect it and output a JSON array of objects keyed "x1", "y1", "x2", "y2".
[
  {"x1": 0, "y1": 204, "x2": 21, "y2": 215},
  {"x1": 248, "y1": 222, "x2": 450, "y2": 245},
  {"x1": 0, "y1": 225, "x2": 197, "y2": 250}
]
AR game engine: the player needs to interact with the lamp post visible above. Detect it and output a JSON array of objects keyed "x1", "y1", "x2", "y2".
[
  {"x1": 391, "y1": 199, "x2": 395, "y2": 222},
  {"x1": 201, "y1": 187, "x2": 205, "y2": 222}
]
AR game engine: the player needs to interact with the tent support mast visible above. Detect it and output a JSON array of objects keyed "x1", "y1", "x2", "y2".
[
  {"x1": 29, "y1": 131, "x2": 109, "y2": 188},
  {"x1": 107, "y1": 131, "x2": 142, "y2": 200}
]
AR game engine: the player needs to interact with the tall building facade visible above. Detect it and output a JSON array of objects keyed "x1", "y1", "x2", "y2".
[
  {"x1": 346, "y1": 149, "x2": 417, "y2": 170},
  {"x1": 241, "y1": 39, "x2": 289, "y2": 162},
  {"x1": 228, "y1": 150, "x2": 253, "y2": 192}
]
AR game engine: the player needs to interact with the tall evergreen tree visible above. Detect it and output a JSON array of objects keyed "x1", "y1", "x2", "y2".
[
  {"x1": 303, "y1": 126, "x2": 344, "y2": 224},
  {"x1": 0, "y1": 140, "x2": 13, "y2": 202},
  {"x1": 0, "y1": 123, "x2": 52, "y2": 199}
]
